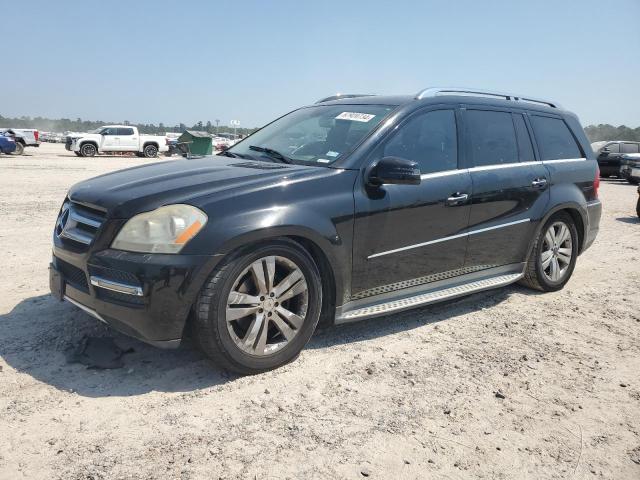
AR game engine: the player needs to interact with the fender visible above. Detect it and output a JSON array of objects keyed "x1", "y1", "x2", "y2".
[{"x1": 525, "y1": 194, "x2": 589, "y2": 261}]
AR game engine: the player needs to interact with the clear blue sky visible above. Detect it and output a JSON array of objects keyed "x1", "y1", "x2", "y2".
[{"x1": 4, "y1": 0, "x2": 639, "y2": 128}]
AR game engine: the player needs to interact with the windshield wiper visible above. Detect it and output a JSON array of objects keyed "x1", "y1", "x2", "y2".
[
  {"x1": 248, "y1": 145, "x2": 292, "y2": 164},
  {"x1": 218, "y1": 150, "x2": 238, "y2": 158}
]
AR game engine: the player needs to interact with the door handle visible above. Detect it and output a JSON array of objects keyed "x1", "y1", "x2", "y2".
[
  {"x1": 445, "y1": 192, "x2": 469, "y2": 206},
  {"x1": 531, "y1": 178, "x2": 548, "y2": 188}
]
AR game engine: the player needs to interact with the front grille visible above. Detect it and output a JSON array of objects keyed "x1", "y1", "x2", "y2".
[
  {"x1": 56, "y1": 258, "x2": 89, "y2": 292},
  {"x1": 65, "y1": 137, "x2": 72, "y2": 150},
  {"x1": 89, "y1": 266, "x2": 139, "y2": 285},
  {"x1": 55, "y1": 200, "x2": 106, "y2": 251}
]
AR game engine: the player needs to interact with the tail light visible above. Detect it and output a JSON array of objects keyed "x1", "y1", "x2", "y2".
[
  {"x1": 34, "y1": 130, "x2": 39, "y2": 142},
  {"x1": 594, "y1": 166, "x2": 600, "y2": 199}
]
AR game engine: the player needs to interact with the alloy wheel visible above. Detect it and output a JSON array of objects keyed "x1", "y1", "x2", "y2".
[
  {"x1": 540, "y1": 221, "x2": 573, "y2": 282},
  {"x1": 225, "y1": 255, "x2": 309, "y2": 356}
]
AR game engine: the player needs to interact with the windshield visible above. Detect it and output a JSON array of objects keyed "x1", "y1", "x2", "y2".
[
  {"x1": 227, "y1": 104, "x2": 396, "y2": 165},
  {"x1": 590, "y1": 141, "x2": 607, "y2": 153},
  {"x1": 89, "y1": 128, "x2": 104, "y2": 134}
]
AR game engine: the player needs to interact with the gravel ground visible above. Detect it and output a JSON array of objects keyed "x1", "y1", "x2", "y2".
[{"x1": 1, "y1": 143, "x2": 639, "y2": 479}]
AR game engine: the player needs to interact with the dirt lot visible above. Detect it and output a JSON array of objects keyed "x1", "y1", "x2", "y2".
[{"x1": 0, "y1": 142, "x2": 639, "y2": 479}]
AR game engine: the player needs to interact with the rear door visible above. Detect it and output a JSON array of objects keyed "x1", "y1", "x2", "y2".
[
  {"x1": 118, "y1": 127, "x2": 138, "y2": 151},
  {"x1": 351, "y1": 107, "x2": 472, "y2": 299},
  {"x1": 463, "y1": 108, "x2": 549, "y2": 269}
]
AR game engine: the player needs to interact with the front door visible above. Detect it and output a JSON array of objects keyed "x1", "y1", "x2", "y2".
[
  {"x1": 100, "y1": 127, "x2": 120, "y2": 152},
  {"x1": 351, "y1": 108, "x2": 472, "y2": 300},
  {"x1": 462, "y1": 108, "x2": 550, "y2": 269}
]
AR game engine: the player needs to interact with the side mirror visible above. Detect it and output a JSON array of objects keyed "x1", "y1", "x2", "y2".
[{"x1": 368, "y1": 156, "x2": 421, "y2": 186}]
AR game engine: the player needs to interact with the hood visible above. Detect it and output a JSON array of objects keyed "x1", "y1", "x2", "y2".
[{"x1": 68, "y1": 156, "x2": 325, "y2": 218}]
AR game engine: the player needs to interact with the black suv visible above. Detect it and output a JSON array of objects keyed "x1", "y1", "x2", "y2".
[
  {"x1": 50, "y1": 87, "x2": 602, "y2": 374},
  {"x1": 591, "y1": 140, "x2": 640, "y2": 177}
]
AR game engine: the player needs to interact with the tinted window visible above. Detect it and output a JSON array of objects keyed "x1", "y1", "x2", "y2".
[
  {"x1": 621, "y1": 143, "x2": 639, "y2": 153},
  {"x1": 102, "y1": 127, "x2": 118, "y2": 135},
  {"x1": 383, "y1": 109, "x2": 457, "y2": 174},
  {"x1": 118, "y1": 128, "x2": 135, "y2": 136},
  {"x1": 513, "y1": 114, "x2": 535, "y2": 162},
  {"x1": 466, "y1": 110, "x2": 518, "y2": 166},
  {"x1": 530, "y1": 116, "x2": 582, "y2": 160},
  {"x1": 605, "y1": 143, "x2": 620, "y2": 153}
]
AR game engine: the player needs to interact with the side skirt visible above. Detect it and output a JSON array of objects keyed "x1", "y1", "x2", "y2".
[{"x1": 335, "y1": 263, "x2": 525, "y2": 324}]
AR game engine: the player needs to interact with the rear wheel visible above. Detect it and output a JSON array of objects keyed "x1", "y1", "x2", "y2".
[
  {"x1": 143, "y1": 144, "x2": 158, "y2": 158},
  {"x1": 80, "y1": 143, "x2": 97, "y2": 157},
  {"x1": 13, "y1": 142, "x2": 24, "y2": 155},
  {"x1": 194, "y1": 239, "x2": 322, "y2": 374},
  {"x1": 520, "y1": 212, "x2": 578, "y2": 292}
]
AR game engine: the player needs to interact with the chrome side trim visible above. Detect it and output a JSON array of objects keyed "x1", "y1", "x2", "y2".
[
  {"x1": 64, "y1": 295, "x2": 107, "y2": 323},
  {"x1": 541, "y1": 158, "x2": 585, "y2": 165},
  {"x1": 418, "y1": 159, "x2": 586, "y2": 180},
  {"x1": 368, "y1": 218, "x2": 531, "y2": 259},
  {"x1": 90, "y1": 276, "x2": 144, "y2": 296},
  {"x1": 336, "y1": 272, "x2": 524, "y2": 323}
]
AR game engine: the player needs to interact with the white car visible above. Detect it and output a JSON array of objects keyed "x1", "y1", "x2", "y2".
[{"x1": 66, "y1": 125, "x2": 168, "y2": 157}]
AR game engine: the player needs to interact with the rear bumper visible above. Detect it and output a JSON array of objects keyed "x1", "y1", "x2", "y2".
[
  {"x1": 583, "y1": 199, "x2": 602, "y2": 252},
  {"x1": 50, "y1": 246, "x2": 221, "y2": 348}
]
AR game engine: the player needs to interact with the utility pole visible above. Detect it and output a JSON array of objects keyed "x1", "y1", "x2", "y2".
[{"x1": 215, "y1": 119, "x2": 220, "y2": 135}]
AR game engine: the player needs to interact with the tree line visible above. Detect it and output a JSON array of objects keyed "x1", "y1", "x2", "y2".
[
  {"x1": 1, "y1": 114, "x2": 639, "y2": 143},
  {"x1": 0, "y1": 115, "x2": 258, "y2": 136}
]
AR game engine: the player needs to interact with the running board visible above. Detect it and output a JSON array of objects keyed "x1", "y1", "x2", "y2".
[{"x1": 335, "y1": 272, "x2": 524, "y2": 324}]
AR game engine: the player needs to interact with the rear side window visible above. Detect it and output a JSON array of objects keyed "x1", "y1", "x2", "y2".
[
  {"x1": 621, "y1": 143, "x2": 639, "y2": 153},
  {"x1": 466, "y1": 110, "x2": 518, "y2": 166},
  {"x1": 530, "y1": 116, "x2": 582, "y2": 160},
  {"x1": 513, "y1": 114, "x2": 535, "y2": 162},
  {"x1": 118, "y1": 128, "x2": 135, "y2": 136},
  {"x1": 382, "y1": 109, "x2": 458, "y2": 174}
]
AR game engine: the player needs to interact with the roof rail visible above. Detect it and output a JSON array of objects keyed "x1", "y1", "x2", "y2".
[
  {"x1": 315, "y1": 93, "x2": 376, "y2": 104},
  {"x1": 415, "y1": 87, "x2": 561, "y2": 109}
]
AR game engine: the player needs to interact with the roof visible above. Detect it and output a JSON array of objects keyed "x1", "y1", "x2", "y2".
[{"x1": 313, "y1": 88, "x2": 567, "y2": 115}]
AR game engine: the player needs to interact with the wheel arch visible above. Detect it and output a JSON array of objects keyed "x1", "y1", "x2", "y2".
[
  {"x1": 143, "y1": 141, "x2": 159, "y2": 149},
  {"x1": 527, "y1": 202, "x2": 587, "y2": 260}
]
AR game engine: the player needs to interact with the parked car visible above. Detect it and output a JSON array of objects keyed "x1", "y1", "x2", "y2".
[
  {"x1": 65, "y1": 126, "x2": 168, "y2": 157},
  {"x1": 0, "y1": 131, "x2": 17, "y2": 154},
  {"x1": 0, "y1": 128, "x2": 39, "y2": 154},
  {"x1": 620, "y1": 153, "x2": 640, "y2": 184},
  {"x1": 50, "y1": 87, "x2": 601, "y2": 374},
  {"x1": 591, "y1": 140, "x2": 640, "y2": 178},
  {"x1": 637, "y1": 186, "x2": 640, "y2": 219}
]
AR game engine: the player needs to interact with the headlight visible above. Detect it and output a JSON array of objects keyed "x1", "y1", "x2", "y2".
[{"x1": 111, "y1": 204, "x2": 207, "y2": 253}]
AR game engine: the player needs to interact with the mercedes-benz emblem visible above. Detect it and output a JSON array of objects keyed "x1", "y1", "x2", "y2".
[{"x1": 56, "y1": 203, "x2": 70, "y2": 237}]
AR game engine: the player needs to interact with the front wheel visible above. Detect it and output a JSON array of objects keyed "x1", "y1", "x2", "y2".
[
  {"x1": 520, "y1": 212, "x2": 578, "y2": 292},
  {"x1": 193, "y1": 239, "x2": 322, "y2": 374},
  {"x1": 143, "y1": 144, "x2": 158, "y2": 158},
  {"x1": 80, "y1": 143, "x2": 97, "y2": 157}
]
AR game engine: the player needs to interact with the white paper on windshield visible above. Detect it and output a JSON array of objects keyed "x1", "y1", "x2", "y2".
[
  {"x1": 317, "y1": 159, "x2": 331, "y2": 163},
  {"x1": 335, "y1": 112, "x2": 375, "y2": 122},
  {"x1": 326, "y1": 151, "x2": 340, "y2": 157}
]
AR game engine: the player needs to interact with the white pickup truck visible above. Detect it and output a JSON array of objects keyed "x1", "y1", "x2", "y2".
[{"x1": 66, "y1": 125, "x2": 168, "y2": 157}]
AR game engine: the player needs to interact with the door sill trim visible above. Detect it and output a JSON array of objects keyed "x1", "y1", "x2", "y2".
[{"x1": 335, "y1": 269, "x2": 524, "y2": 324}]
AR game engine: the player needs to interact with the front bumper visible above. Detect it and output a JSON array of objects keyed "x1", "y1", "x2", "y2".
[{"x1": 50, "y1": 246, "x2": 221, "y2": 348}]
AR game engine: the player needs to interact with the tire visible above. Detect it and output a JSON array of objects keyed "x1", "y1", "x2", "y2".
[
  {"x1": 193, "y1": 238, "x2": 322, "y2": 374},
  {"x1": 628, "y1": 178, "x2": 639, "y2": 185},
  {"x1": 80, "y1": 143, "x2": 97, "y2": 157},
  {"x1": 636, "y1": 196, "x2": 640, "y2": 219},
  {"x1": 600, "y1": 173, "x2": 610, "y2": 178},
  {"x1": 520, "y1": 212, "x2": 579, "y2": 292},
  {"x1": 143, "y1": 144, "x2": 158, "y2": 158},
  {"x1": 13, "y1": 142, "x2": 24, "y2": 155}
]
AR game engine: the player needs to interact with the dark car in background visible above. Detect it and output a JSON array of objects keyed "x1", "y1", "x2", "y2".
[
  {"x1": 0, "y1": 131, "x2": 17, "y2": 154},
  {"x1": 592, "y1": 140, "x2": 640, "y2": 178},
  {"x1": 620, "y1": 153, "x2": 640, "y2": 184},
  {"x1": 50, "y1": 87, "x2": 601, "y2": 374}
]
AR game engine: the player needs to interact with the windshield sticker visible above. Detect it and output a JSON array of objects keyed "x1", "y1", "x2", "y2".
[
  {"x1": 335, "y1": 112, "x2": 376, "y2": 122},
  {"x1": 326, "y1": 151, "x2": 340, "y2": 158},
  {"x1": 317, "y1": 159, "x2": 331, "y2": 163}
]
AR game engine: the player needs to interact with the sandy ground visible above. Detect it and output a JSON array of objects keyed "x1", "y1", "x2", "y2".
[{"x1": 0, "y1": 142, "x2": 639, "y2": 480}]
